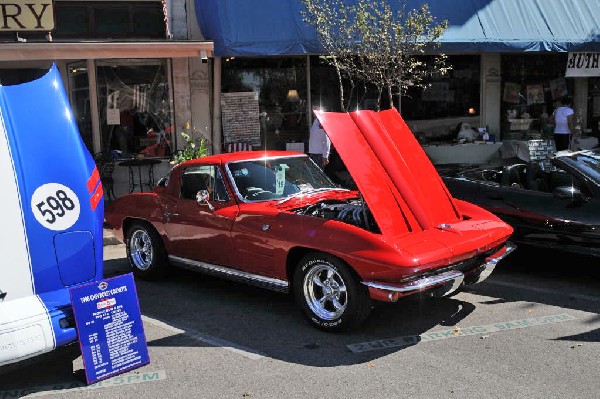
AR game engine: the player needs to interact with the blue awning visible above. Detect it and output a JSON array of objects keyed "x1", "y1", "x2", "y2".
[{"x1": 195, "y1": 0, "x2": 600, "y2": 57}]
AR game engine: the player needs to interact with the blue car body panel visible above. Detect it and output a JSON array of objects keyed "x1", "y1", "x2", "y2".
[{"x1": 0, "y1": 64, "x2": 103, "y2": 367}]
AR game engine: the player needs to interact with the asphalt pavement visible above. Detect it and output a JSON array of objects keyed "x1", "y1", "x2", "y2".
[
  {"x1": 1, "y1": 243, "x2": 598, "y2": 398},
  {"x1": 1, "y1": 226, "x2": 598, "y2": 398},
  {"x1": 103, "y1": 228, "x2": 120, "y2": 246}
]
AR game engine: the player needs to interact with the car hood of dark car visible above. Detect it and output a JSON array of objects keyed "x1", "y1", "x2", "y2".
[{"x1": 315, "y1": 108, "x2": 462, "y2": 238}]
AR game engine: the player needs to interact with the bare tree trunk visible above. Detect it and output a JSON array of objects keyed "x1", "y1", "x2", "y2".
[
  {"x1": 358, "y1": 81, "x2": 368, "y2": 109},
  {"x1": 333, "y1": 57, "x2": 345, "y2": 111},
  {"x1": 344, "y1": 79, "x2": 356, "y2": 111}
]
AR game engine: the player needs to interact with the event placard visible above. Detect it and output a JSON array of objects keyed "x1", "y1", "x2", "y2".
[{"x1": 70, "y1": 273, "x2": 149, "y2": 384}]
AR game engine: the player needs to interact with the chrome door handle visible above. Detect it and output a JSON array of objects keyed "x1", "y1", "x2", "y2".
[{"x1": 164, "y1": 212, "x2": 179, "y2": 217}]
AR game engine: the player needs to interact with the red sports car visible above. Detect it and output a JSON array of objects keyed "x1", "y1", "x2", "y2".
[{"x1": 105, "y1": 109, "x2": 515, "y2": 331}]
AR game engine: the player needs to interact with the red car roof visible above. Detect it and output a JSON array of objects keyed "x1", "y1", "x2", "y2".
[{"x1": 182, "y1": 150, "x2": 305, "y2": 166}]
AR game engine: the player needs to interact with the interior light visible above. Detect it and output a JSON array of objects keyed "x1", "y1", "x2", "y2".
[{"x1": 286, "y1": 89, "x2": 299, "y2": 102}]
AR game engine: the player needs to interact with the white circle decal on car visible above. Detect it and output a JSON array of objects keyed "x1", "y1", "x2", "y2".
[{"x1": 31, "y1": 183, "x2": 81, "y2": 231}]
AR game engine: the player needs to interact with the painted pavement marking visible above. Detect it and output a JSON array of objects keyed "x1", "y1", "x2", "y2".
[
  {"x1": 347, "y1": 313, "x2": 577, "y2": 353},
  {"x1": 485, "y1": 280, "x2": 600, "y2": 302},
  {"x1": 0, "y1": 370, "x2": 166, "y2": 398},
  {"x1": 141, "y1": 315, "x2": 265, "y2": 360}
]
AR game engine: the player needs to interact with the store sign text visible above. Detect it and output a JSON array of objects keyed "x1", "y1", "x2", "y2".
[
  {"x1": 0, "y1": 0, "x2": 54, "y2": 31},
  {"x1": 565, "y1": 52, "x2": 600, "y2": 77}
]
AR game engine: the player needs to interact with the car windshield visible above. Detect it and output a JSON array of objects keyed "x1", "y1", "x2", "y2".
[
  {"x1": 562, "y1": 149, "x2": 600, "y2": 182},
  {"x1": 226, "y1": 155, "x2": 341, "y2": 202}
]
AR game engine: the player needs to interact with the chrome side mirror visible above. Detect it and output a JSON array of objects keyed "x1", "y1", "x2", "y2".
[{"x1": 196, "y1": 189, "x2": 214, "y2": 211}]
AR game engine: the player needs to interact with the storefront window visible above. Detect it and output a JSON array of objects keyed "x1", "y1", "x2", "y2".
[
  {"x1": 402, "y1": 55, "x2": 480, "y2": 120},
  {"x1": 309, "y1": 56, "x2": 346, "y2": 112},
  {"x1": 55, "y1": 1, "x2": 165, "y2": 39},
  {"x1": 397, "y1": 55, "x2": 480, "y2": 142},
  {"x1": 500, "y1": 54, "x2": 571, "y2": 140},
  {"x1": 96, "y1": 59, "x2": 173, "y2": 159},
  {"x1": 588, "y1": 78, "x2": 600, "y2": 137},
  {"x1": 0, "y1": 67, "x2": 49, "y2": 85},
  {"x1": 309, "y1": 55, "x2": 480, "y2": 142},
  {"x1": 221, "y1": 57, "x2": 307, "y2": 151},
  {"x1": 95, "y1": 7, "x2": 130, "y2": 34},
  {"x1": 67, "y1": 62, "x2": 94, "y2": 152}
]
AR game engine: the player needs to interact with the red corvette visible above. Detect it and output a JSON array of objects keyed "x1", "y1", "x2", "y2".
[{"x1": 105, "y1": 109, "x2": 515, "y2": 331}]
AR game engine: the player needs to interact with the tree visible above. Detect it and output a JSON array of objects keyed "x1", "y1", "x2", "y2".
[{"x1": 302, "y1": 0, "x2": 450, "y2": 111}]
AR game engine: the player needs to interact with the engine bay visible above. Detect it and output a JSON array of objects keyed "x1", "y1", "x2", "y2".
[{"x1": 293, "y1": 198, "x2": 380, "y2": 233}]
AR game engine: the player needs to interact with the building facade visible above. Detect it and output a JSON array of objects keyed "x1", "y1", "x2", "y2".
[
  {"x1": 195, "y1": 0, "x2": 600, "y2": 161},
  {"x1": 4, "y1": 0, "x2": 599, "y2": 197},
  {"x1": 0, "y1": 0, "x2": 213, "y2": 197}
]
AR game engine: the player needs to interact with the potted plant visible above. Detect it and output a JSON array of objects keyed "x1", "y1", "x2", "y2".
[{"x1": 170, "y1": 121, "x2": 209, "y2": 165}]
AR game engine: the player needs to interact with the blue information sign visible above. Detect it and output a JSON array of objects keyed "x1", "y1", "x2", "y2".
[{"x1": 70, "y1": 273, "x2": 150, "y2": 384}]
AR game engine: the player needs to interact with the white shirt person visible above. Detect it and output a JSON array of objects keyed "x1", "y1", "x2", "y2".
[{"x1": 308, "y1": 119, "x2": 331, "y2": 168}]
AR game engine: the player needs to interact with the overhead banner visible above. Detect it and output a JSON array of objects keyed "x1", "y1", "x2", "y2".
[{"x1": 565, "y1": 52, "x2": 600, "y2": 77}]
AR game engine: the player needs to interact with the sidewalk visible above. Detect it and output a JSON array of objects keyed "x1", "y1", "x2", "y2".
[{"x1": 103, "y1": 228, "x2": 121, "y2": 246}]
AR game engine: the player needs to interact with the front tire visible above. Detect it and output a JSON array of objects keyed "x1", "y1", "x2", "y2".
[
  {"x1": 293, "y1": 253, "x2": 372, "y2": 332},
  {"x1": 125, "y1": 222, "x2": 168, "y2": 280}
]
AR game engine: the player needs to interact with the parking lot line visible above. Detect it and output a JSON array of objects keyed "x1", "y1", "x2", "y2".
[
  {"x1": 346, "y1": 313, "x2": 577, "y2": 353},
  {"x1": 141, "y1": 315, "x2": 265, "y2": 360},
  {"x1": 0, "y1": 370, "x2": 166, "y2": 398},
  {"x1": 486, "y1": 281, "x2": 600, "y2": 302}
]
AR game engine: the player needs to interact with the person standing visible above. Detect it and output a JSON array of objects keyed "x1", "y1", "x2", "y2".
[
  {"x1": 553, "y1": 95, "x2": 575, "y2": 151},
  {"x1": 308, "y1": 119, "x2": 330, "y2": 169}
]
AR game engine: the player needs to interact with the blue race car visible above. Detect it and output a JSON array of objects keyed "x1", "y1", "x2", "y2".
[{"x1": 0, "y1": 64, "x2": 104, "y2": 372}]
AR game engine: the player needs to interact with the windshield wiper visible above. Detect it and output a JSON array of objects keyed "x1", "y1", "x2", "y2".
[{"x1": 276, "y1": 187, "x2": 350, "y2": 205}]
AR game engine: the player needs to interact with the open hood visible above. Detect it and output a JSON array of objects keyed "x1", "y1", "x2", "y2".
[{"x1": 315, "y1": 109, "x2": 461, "y2": 238}]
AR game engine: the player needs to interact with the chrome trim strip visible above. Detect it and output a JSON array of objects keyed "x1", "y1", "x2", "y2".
[
  {"x1": 168, "y1": 255, "x2": 289, "y2": 293},
  {"x1": 362, "y1": 270, "x2": 464, "y2": 295},
  {"x1": 474, "y1": 241, "x2": 517, "y2": 284}
]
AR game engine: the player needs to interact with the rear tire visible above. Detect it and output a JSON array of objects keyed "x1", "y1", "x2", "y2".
[
  {"x1": 125, "y1": 222, "x2": 168, "y2": 280},
  {"x1": 293, "y1": 253, "x2": 372, "y2": 332}
]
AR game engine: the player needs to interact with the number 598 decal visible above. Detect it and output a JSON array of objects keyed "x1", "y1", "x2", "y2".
[{"x1": 31, "y1": 183, "x2": 81, "y2": 231}]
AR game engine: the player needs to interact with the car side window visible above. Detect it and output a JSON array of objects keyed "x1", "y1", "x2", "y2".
[{"x1": 180, "y1": 165, "x2": 229, "y2": 202}]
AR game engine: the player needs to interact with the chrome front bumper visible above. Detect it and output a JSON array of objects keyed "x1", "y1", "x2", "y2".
[
  {"x1": 472, "y1": 241, "x2": 517, "y2": 284},
  {"x1": 363, "y1": 241, "x2": 517, "y2": 302}
]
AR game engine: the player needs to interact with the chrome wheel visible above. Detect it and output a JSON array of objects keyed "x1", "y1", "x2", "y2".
[
  {"x1": 303, "y1": 263, "x2": 348, "y2": 321},
  {"x1": 130, "y1": 229, "x2": 153, "y2": 271}
]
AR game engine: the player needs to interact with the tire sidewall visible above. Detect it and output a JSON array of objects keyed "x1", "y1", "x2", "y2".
[
  {"x1": 294, "y1": 254, "x2": 365, "y2": 332},
  {"x1": 125, "y1": 222, "x2": 166, "y2": 280}
]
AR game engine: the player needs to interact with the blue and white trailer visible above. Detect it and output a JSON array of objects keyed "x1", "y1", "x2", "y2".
[{"x1": 0, "y1": 64, "x2": 104, "y2": 371}]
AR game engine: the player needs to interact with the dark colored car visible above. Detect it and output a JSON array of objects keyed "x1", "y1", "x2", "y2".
[{"x1": 438, "y1": 149, "x2": 600, "y2": 257}]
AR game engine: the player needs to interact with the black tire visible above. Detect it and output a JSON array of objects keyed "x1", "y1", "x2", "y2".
[
  {"x1": 293, "y1": 252, "x2": 372, "y2": 332},
  {"x1": 125, "y1": 222, "x2": 168, "y2": 280}
]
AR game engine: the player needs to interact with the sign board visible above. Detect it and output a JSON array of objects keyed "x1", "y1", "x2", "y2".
[
  {"x1": 70, "y1": 273, "x2": 149, "y2": 385},
  {"x1": 106, "y1": 108, "x2": 120, "y2": 125},
  {"x1": 221, "y1": 92, "x2": 261, "y2": 146},
  {"x1": 0, "y1": 0, "x2": 55, "y2": 31},
  {"x1": 565, "y1": 52, "x2": 600, "y2": 77}
]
